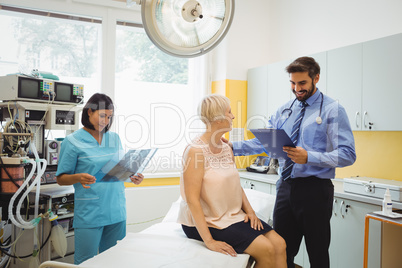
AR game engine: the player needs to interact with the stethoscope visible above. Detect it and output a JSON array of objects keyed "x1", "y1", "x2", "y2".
[{"x1": 277, "y1": 92, "x2": 324, "y2": 129}]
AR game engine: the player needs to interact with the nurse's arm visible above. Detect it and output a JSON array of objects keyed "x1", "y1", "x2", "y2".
[{"x1": 56, "y1": 173, "x2": 96, "y2": 189}]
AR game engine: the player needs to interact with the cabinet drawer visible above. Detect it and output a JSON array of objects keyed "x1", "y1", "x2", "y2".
[{"x1": 241, "y1": 178, "x2": 272, "y2": 194}]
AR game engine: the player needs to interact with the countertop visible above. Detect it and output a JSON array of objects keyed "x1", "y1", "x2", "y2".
[
  {"x1": 238, "y1": 170, "x2": 402, "y2": 210},
  {"x1": 33, "y1": 184, "x2": 75, "y2": 198}
]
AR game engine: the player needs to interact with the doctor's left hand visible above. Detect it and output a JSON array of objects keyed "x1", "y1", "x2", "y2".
[
  {"x1": 129, "y1": 173, "x2": 144, "y2": 185},
  {"x1": 283, "y1": 146, "x2": 308, "y2": 164}
]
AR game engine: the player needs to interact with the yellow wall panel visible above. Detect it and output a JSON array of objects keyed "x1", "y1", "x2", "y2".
[
  {"x1": 211, "y1": 80, "x2": 226, "y2": 95},
  {"x1": 211, "y1": 79, "x2": 247, "y2": 128},
  {"x1": 211, "y1": 79, "x2": 257, "y2": 168},
  {"x1": 336, "y1": 131, "x2": 402, "y2": 181},
  {"x1": 226, "y1": 80, "x2": 247, "y2": 129},
  {"x1": 125, "y1": 177, "x2": 180, "y2": 187}
]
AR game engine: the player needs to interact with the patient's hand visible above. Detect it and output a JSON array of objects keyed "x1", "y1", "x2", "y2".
[
  {"x1": 205, "y1": 239, "x2": 237, "y2": 257},
  {"x1": 244, "y1": 212, "x2": 264, "y2": 231}
]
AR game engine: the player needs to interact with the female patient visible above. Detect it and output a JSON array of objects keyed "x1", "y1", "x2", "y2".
[{"x1": 177, "y1": 94, "x2": 286, "y2": 268}]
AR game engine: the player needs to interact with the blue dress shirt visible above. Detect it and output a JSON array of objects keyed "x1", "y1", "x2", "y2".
[{"x1": 233, "y1": 89, "x2": 356, "y2": 179}]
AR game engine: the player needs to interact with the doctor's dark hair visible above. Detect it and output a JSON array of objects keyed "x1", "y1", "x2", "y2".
[
  {"x1": 81, "y1": 93, "x2": 114, "y2": 132},
  {"x1": 286, "y1": 56, "x2": 320, "y2": 80}
]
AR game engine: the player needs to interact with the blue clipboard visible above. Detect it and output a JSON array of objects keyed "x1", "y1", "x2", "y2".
[{"x1": 250, "y1": 129, "x2": 295, "y2": 159}]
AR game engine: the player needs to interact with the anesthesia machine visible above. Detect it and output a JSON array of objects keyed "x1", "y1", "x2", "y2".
[{"x1": 0, "y1": 73, "x2": 84, "y2": 267}]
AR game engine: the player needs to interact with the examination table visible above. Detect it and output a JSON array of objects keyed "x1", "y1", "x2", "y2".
[{"x1": 39, "y1": 189, "x2": 275, "y2": 268}]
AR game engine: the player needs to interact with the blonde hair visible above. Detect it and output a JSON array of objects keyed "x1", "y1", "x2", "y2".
[{"x1": 198, "y1": 94, "x2": 230, "y2": 125}]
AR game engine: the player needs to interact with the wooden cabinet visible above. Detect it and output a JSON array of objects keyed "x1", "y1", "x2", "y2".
[{"x1": 330, "y1": 197, "x2": 381, "y2": 268}]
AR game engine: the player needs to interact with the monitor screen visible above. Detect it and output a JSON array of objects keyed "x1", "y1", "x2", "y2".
[
  {"x1": 19, "y1": 78, "x2": 40, "y2": 98},
  {"x1": 55, "y1": 83, "x2": 72, "y2": 102}
]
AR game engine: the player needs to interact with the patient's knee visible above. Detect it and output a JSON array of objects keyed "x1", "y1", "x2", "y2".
[
  {"x1": 260, "y1": 240, "x2": 276, "y2": 258},
  {"x1": 266, "y1": 242, "x2": 277, "y2": 258},
  {"x1": 275, "y1": 236, "x2": 286, "y2": 256},
  {"x1": 266, "y1": 231, "x2": 286, "y2": 255},
  {"x1": 252, "y1": 241, "x2": 275, "y2": 265}
]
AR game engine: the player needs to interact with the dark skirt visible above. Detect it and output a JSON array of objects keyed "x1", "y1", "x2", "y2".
[{"x1": 182, "y1": 220, "x2": 273, "y2": 253}]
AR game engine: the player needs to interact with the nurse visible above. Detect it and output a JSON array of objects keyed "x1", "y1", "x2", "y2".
[{"x1": 56, "y1": 93, "x2": 144, "y2": 264}]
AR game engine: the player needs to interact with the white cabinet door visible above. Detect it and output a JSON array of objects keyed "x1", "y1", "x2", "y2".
[
  {"x1": 249, "y1": 33, "x2": 402, "y2": 131},
  {"x1": 329, "y1": 198, "x2": 342, "y2": 268},
  {"x1": 327, "y1": 44, "x2": 363, "y2": 130},
  {"x1": 309, "y1": 52, "x2": 328, "y2": 95},
  {"x1": 247, "y1": 65, "x2": 269, "y2": 129},
  {"x1": 240, "y1": 178, "x2": 272, "y2": 194},
  {"x1": 362, "y1": 33, "x2": 402, "y2": 131},
  {"x1": 266, "y1": 59, "x2": 293, "y2": 118},
  {"x1": 265, "y1": 54, "x2": 327, "y2": 122},
  {"x1": 330, "y1": 198, "x2": 381, "y2": 268}
]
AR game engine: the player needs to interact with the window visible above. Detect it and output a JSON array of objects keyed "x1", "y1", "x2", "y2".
[
  {"x1": 0, "y1": 5, "x2": 102, "y2": 140},
  {"x1": 114, "y1": 24, "x2": 206, "y2": 173},
  {"x1": 0, "y1": 3, "x2": 207, "y2": 174},
  {"x1": 0, "y1": 6, "x2": 101, "y2": 102}
]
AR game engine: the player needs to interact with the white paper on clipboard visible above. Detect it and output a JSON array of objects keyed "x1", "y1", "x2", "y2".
[
  {"x1": 250, "y1": 129, "x2": 295, "y2": 159},
  {"x1": 95, "y1": 148, "x2": 158, "y2": 182}
]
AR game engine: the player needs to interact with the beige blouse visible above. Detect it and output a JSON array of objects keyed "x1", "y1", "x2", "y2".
[{"x1": 177, "y1": 137, "x2": 246, "y2": 229}]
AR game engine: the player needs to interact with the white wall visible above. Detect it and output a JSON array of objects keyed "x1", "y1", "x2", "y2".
[
  {"x1": 213, "y1": 0, "x2": 402, "y2": 81},
  {"x1": 6, "y1": 0, "x2": 402, "y2": 84},
  {"x1": 267, "y1": 0, "x2": 402, "y2": 63},
  {"x1": 125, "y1": 185, "x2": 180, "y2": 233},
  {"x1": 210, "y1": 0, "x2": 271, "y2": 81}
]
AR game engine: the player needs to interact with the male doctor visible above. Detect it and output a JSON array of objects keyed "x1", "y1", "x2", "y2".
[{"x1": 229, "y1": 57, "x2": 356, "y2": 268}]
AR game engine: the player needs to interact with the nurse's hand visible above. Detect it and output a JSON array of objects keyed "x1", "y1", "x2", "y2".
[
  {"x1": 283, "y1": 146, "x2": 308, "y2": 164},
  {"x1": 129, "y1": 173, "x2": 144, "y2": 185},
  {"x1": 205, "y1": 239, "x2": 237, "y2": 257},
  {"x1": 79, "y1": 173, "x2": 96, "y2": 189}
]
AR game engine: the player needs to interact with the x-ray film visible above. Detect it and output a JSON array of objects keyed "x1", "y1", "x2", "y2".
[{"x1": 95, "y1": 148, "x2": 158, "y2": 182}]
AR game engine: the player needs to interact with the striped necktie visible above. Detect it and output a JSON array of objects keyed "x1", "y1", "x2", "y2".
[{"x1": 281, "y1": 101, "x2": 308, "y2": 180}]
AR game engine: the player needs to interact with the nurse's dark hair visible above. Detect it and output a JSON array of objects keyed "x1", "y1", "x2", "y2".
[
  {"x1": 81, "y1": 93, "x2": 114, "y2": 132},
  {"x1": 286, "y1": 56, "x2": 320, "y2": 80}
]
